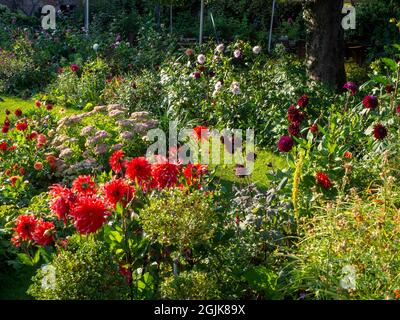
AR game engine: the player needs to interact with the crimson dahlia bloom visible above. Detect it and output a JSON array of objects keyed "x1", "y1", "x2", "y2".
[
  {"x1": 70, "y1": 64, "x2": 79, "y2": 72},
  {"x1": 287, "y1": 105, "x2": 305, "y2": 123},
  {"x1": 14, "y1": 215, "x2": 37, "y2": 240},
  {"x1": 49, "y1": 184, "x2": 76, "y2": 224},
  {"x1": 0, "y1": 141, "x2": 7, "y2": 152},
  {"x1": 297, "y1": 95, "x2": 309, "y2": 108},
  {"x1": 14, "y1": 109, "x2": 22, "y2": 117},
  {"x1": 362, "y1": 95, "x2": 378, "y2": 109},
  {"x1": 343, "y1": 82, "x2": 358, "y2": 95},
  {"x1": 288, "y1": 122, "x2": 301, "y2": 137},
  {"x1": 109, "y1": 150, "x2": 126, "y2": 173},
  {"x1": 32, "y1": 220, "x2": 55, "y2": 246},
  {"x1": 151, "y1": 162, "x2": 179, "y2": 189},
  {"x1": 103, "y1": 178, "x2": 135, "y2": 208},
  {"x1": 310, "y1": 124, "x2": 318, "y2": 133},
  {"x1": 193, "y1": 125, "x2": 209, "y2": 141},
  {"x1": 70, "y1": 196, "x2": 108, "y2": 234},
  {"x1": 126, "y1": 157, "x2": 152, "y2": 185},
  {"x1": 278, "y1": 135, "x2": 294, "y2": 152},
  {"x1": 183, "y1": 163, "x2": 208, "y2": 185},
  {"x1": 396, "y1": 105, "x2": 400, "y2": 114},
  {"x1": 316, "y1": 171, "x2": 332, "y2": 189},
  {"x1": 373, "y1": 124, "x2": 388, "y2": 140},
  {"x1": 72, "y1": 175, "x2": 97, "y2": 195},
  {"x1": 16, "y1": 120, "x2": 28, "y2": 131},
  {"x1": 386, "y1": 84, "x2": 394, "y2": 93}
]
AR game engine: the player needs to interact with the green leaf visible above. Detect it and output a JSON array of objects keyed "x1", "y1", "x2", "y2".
[{"x1": 381, "y1": 58, "x2": 398, "y2": 72}]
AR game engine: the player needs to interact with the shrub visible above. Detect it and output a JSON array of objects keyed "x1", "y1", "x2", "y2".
[{"x1": 27, "y1": 236, "x2": 129, "y2": 300}]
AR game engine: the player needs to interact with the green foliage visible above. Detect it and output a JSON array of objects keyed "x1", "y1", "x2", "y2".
[
  {"x1": 140, "y1": 188, "x2": 217, "y2": 248},
  {"x1": 160, "y1": 271, "x2": 221, "y2": 299},
  {"x1": 27, "y1": 236, "x2": 129, "y2": 300}
]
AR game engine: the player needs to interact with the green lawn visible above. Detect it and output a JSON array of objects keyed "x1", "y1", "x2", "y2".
[
  {"x1": 213, "y1": 148, "x2": 286, "y2": 192},
  {"x1": 0, "y1": 95, "x2": 78, "y2": 122}
]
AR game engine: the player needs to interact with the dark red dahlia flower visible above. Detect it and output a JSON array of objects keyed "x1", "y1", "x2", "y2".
[
  {"x1": 72, "y1": 175, "x2": 97, "y2": 195},
  {"x1": 70, "y1": 196, "x2": 108, "y2": 234},
  {"x1": 288, "y1": 122, "x2": 301, "y2": 137},
  {"x1": 287, "y1": 105, "x2": 305, "y2": 123},
  {"x1": 278, "y1": 135, "x2": 294, "y2": 152},
  {"x1": 316, "y1": 171, "x2": 332, "y2": 189},
  {"x1": 343, "y1": 82, "x2": 358, "y2": 95},
  {"x1": 396, "y1": 105, "x2": 400, "y2": 114},
  {"x1": 14, "y1": 108, "x2": 22, "y2": 117},
  {"x1": 362, "y1": 95, "x2": 378, "y2": 109},
  {"x1": 373, "y1": 124, "x2": 388, "y2": 140},
  {"x1": 297, "y1": 95, "x2": 309, "y2": 108},
  {"x1": 310, "y1": 124, "x2": 318, "y2": 134}
]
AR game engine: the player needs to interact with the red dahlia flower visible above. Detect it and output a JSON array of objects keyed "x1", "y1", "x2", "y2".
[
  {"x1": 0, "y1": 141, "x2": 7, "y2": 152},
  {"x1": 278, "y1": 135, "x2": 294, "y2": 152},
  {"x1": 343, "y1": 82, "x2": 358, "y2": 95},
  {"x1": 288, "y1": 122, "x2": 301, "y2": 137},
  {"x1": 362, "y1": 95, "x2": 378, "y2": 109},
  {"x1": 70, "y1": 196, "x2": 109, "y2": 234},
  {"x1": 70, "y1": 64, "x2": 79, "y2": 72},
  {"x1": 396, "y1": 105, "x2": 400, "y2": 114},
  {"x1": 344, "y1": 151, "x2": 352, "y2": 159},
  {"x1": 297, "y1": 95, "x2": 309, "y2": 108},
  {"x1": 125, "y1": 157, "x2": 152, "y2": 185},
  {"x1": 183, "y1": 163, "x2": 208, "y2": 185},
  {"x1": 14, "y1": 108, "x2": 22, "y2": 117},
  {"x1": 373, "y1": 124, "x2": 388, "y2": 140},
  {"x1": 287, "y1": 105, "x2": 305, "y2": 123},
  {"x1": 16, "y1": 120, "x2": 28, "y2": 131},
  {"x1": 32, "y1": 220, "x2": 55, "y2": 246},
  {"x1": 14, "y1": 215, "x2": 37, "y2": 240},
  {"x1": 103, "y1": 178, "x2": 135, "y2": 208},
  {"x1": 151, "y1": 162, "x2": 179, "y2": 189},
  {"x1": 109, "y1": 150, "x2": 126, "y2": 173},
  {"x1": 49, "y1": 184, "x2": 76, "y2": 223},
  {"x1": 310, "y1": 124, "x2": 318, "y2": 133},
  {"x1": 193, "y1": 125, "x2": 209, "y2": 141},
  {"x1": 316, "y1": 171, "x2": 332, "y2": 189},
  {"x1": 72, "y1": 175, "x2": 97, "y2": 195},
  {"x1": 35, "y1": 100, "x2": 42, "y2": 107}
]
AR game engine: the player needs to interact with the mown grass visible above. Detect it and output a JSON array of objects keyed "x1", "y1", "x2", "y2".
[{"x1": 0, "y1": 95, "x2": 78, "y2": 122}]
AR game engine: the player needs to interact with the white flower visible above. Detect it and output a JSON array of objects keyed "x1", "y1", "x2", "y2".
[
  {"x1": 214, "y1": 81, "x2": 222, "y2": 91},
  {"x1": 197, "y1": 54, "x2": 206, "y2": 65},
  {"x1": 230, "y1": 81, "x2": 241, "y2": 95},
  {"x1": 252, "y1": 45, "x2": 262, "y2": 54},
  {"x1": 93, "y1": 43, "x2": 99, "y2": 51},
  {"x1": 216, "y1": 44, "x2": 224, "y2": 53},
  {"x1": 234, "y1": 49, "x2": 241, "y2": 59}
]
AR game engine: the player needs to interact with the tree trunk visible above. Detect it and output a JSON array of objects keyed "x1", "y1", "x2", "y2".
[{"x1": 304, "y1": 0, "x2": 346, "y2": 90}]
